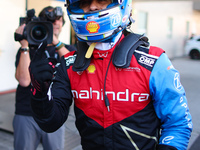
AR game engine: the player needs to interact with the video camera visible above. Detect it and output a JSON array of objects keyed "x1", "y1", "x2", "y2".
[{"x1": 15, "y1": 7, "x2": 63, "y2": 45}]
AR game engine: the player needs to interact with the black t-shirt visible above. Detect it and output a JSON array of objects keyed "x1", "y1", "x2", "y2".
[{"x1": 15, "y1": 44, "x2": 76, "y2": 116}]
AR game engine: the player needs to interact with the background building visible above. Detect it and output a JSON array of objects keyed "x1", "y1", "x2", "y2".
[
  {"x1": 0, "y1": 0, "x2": 200, "y2": 92},
  {"x1": 132, "y1": 0, "x2": 200, "y2": 58}
]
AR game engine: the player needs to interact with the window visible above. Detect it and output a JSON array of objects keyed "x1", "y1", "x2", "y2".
[
  {"x1": 167, "y1": 17, "x2": 173, "y2": 38},
  {"x1": 186, "y1": 21, "x2": 190, "y2": 38},
  {"x1": 138, "y1": 11, "x2": 148, "y2": 35}
]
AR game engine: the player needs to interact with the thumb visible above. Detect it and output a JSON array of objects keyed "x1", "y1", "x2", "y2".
[{"x1": 32, "y1": 40, "x2": 47, "y2": 62}]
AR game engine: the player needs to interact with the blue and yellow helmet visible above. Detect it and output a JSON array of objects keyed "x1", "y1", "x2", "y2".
[{"x1": 65, "y1": 0, "x2": 133, "y2": 42}]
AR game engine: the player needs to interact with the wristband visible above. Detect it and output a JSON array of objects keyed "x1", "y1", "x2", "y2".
[
  {"x1": 55, "y1": 41, "x2": 62, "y2": 47},
  {"x1": 55, "y1": 41, "x2": 64, "y2": 50}
]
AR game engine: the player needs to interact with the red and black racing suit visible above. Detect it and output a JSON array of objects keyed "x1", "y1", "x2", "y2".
[{"x1": 31, "y1": 35, "x2": 192, "y2": 150}]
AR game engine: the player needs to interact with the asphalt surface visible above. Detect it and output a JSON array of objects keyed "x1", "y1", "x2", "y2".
[
  {"x1": 0, "y1": 56, "x2": 199, "y2": 150},
  {"x1": 0, "y1": 93, "x2": 81, "y2": 150}
]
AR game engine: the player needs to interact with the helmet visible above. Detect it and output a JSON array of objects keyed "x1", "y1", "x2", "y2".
[{"x1": 65, "y1": 0, "x2": 133, "y2": 42}]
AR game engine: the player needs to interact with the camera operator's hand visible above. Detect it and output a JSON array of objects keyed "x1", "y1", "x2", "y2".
[
  {"x1": 15, "y1": 24, "x2": 28, "y2": 48},
  {"x1": 29, "y1": 41, "x2": 56, "y2": 98}
]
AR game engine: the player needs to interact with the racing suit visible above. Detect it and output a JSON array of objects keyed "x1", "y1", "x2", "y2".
[{"x1": 31, "y1": 34, "x2": 192, "y2": 150}]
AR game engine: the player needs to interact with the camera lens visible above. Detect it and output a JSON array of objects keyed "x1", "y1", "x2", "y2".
[
  {"x1": 31, "y1": 25, "x2": 47, "y2": 41},
  {"x1": 26, "y1": 21, "x2": 53, "y2": 45}
]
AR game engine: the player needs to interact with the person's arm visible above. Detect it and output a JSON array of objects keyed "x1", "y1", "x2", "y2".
[
  {"x1": 150, "y1": 53, "x2": 192, "y2": 150},
  {"x1": 31, "y1": 56, "x2": 73, "y2": 132},
  {"x1": 15, "y1": 24, "x2": 31, "y2": 87},
  {"x1": 29, "y1": 42, "x2": 73, "y2": 132},
  {"x1": 52, "y1": 34, "x2": 70, "y2": 57}
]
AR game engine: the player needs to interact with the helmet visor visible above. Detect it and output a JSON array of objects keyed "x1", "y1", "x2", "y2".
[
  {"x1": 67, "y1": 0, "x2": 119, "y2": 14},
  {"x1": 67, "y1": 0, "x2": 80, "y2": 4}
]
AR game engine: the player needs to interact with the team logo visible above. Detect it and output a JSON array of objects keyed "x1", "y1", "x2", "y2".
[
  {"x1": 86, "y1": 21, "x2": 100, "y2": 33},
  {"x1": 87, "y1": 64, "x2": 96, "y2": 74},
  {"x1": 174, "y1": 73, "x2": 183, "y2": 91},
  {"x1": 111, "y1": 13, "x2": 121, "y2": 27}
]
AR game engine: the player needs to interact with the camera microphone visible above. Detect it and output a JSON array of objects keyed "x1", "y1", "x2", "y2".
[{"x1": 27, "y1": 9, "x2": 35, "y2": 18}]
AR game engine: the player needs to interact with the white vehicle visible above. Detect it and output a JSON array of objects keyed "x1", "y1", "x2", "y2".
[{"x1": 184, "y1": 35, "x2": 200, "y2": 59}]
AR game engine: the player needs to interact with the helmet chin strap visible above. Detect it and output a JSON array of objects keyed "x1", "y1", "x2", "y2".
[
  {"x1": 86, "y1": 31, "x2": 122, "y2": 52},
  {"x1": 85, "y1": 42, "x2": 97, "y2": 58}
]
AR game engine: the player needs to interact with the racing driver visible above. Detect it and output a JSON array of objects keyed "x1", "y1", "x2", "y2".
[{"x1": 29, "y1": 0, "x2": 193, "y2": 149}]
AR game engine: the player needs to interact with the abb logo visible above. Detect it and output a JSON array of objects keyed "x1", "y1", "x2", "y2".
[{"x1": 71, "y1": 88, "x2": 149, "y2": 102}]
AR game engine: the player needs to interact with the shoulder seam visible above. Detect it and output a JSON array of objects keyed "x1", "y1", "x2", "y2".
[{"x1": 135, "y1": 50, "x2": 159, "y2": 59}]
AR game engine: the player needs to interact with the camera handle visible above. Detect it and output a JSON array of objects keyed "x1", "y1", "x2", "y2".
[{"x1": 14, "y1": 32, "x2": 24, "y2": 42}]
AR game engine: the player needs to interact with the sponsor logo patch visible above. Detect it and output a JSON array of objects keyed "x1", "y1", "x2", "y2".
[
  {"x1": 138, "y1": 55, "x2": 156, "y2": 67},
  {"x1": 111, "y1": 13, "x2": 121, "y2": 27},
  {"x1": 115, "y1": 67, "x2": 141, "y2": 72},
  {"x1": 162, "y1": 136, "x2": 174, "y2": 144},
  {"x1": 64, "y1": 55, "x2": 76, "y2": 66},
  {"x1": 174, "y1": 73, "x2": 182, "y2": 91},
  {"x1": 122, "y1": 15, "x2": 128, "y2": 23},
  {"x1": 167, "y1": 65, "x2": 174, "y2": 70},
  {"x1": 87, "y1": 64, "x2": 96, "y2": 74},
  {"x1": 86, "y1": 21, "x2": 100, "y2": 33}
]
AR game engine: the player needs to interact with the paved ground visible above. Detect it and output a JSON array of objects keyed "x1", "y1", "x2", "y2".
[
  {"x1": 0, "y1": 92, "x2": 81, "y2": 150},
  {"x1": 0, "y1": 56, "x2": 199, "y2": 150}
]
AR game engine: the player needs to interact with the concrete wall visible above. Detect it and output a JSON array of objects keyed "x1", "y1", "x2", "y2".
[
  {"x1": 193, "y1": 1, "x2": 200, "y2": 11},
  {"x1": 0, "y1": 0, "x2": 70, "y2": 92},
  {"x1": 0, "y1": 0, "x2": 26, "y2": 92},
  {"x1": 131, "y1": 1, "x2": 200, "y2": 58}
]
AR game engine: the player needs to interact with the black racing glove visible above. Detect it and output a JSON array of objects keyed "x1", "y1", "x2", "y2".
[{"x1": 29, "y1": 41, "x2": 57, "y2": 98}]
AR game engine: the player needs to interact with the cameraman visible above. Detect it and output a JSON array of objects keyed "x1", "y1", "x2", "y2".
[{"x1": 13, "y1": 6, "x2": 76, "y2": 150}]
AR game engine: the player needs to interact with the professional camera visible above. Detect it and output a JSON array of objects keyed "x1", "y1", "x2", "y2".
[{"x1": 15, "y1": 7, "x2": 63, "y2": 45}]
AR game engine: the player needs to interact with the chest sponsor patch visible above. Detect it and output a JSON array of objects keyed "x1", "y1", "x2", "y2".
[
  {"x1": 64, "y1": 55, "x2": 76, "y2": 67},
  {"x1": 72, "y1": 87, "x2": 151, "y2": 128},
  {"x1": 134, "y1": 50, "x2": 159, "y2": 71},
  {"x1": 138, "y1": 55, "x2": 156, "y2": 67}
]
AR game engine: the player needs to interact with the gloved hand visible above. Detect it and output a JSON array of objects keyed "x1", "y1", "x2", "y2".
[{"x1": 29, "y1": 40, "x2": 57, "y2": 98}]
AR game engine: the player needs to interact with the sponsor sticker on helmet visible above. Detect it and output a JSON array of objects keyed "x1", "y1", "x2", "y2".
[
  {"x1": 111, "y1": 13, "x2": 121, "y2": 27},
  {"x1": 86, "y1": 21, "x2": 100, "y2": 33},
  {"x1": 122, "y1": 15, "x2": 128, "y2": 23}
]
